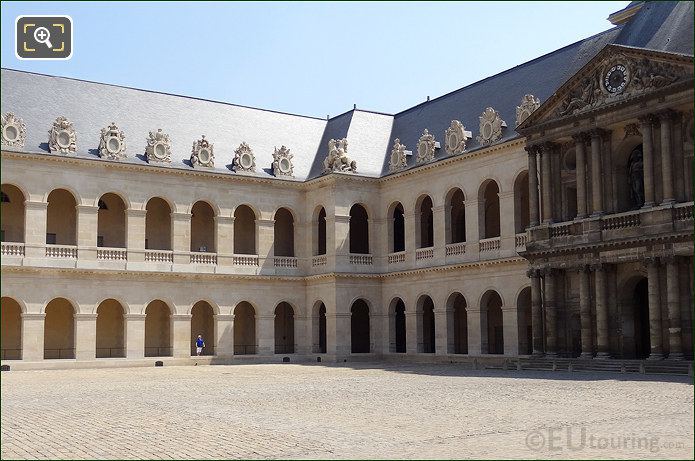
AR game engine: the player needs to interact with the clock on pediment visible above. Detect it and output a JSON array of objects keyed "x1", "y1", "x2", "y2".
[{"x1": 604, "y1": 64, "x2": 630, "y2": 94}]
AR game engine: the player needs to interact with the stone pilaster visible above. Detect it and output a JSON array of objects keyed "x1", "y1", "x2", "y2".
[
  {"x1": 20, "y1": 313, "x2": 45, "y2": 361},
  {"x1": 572, "y1": 133, "x2": 589, "y2": 219},
  {"x1": 171, "y1": 212, "x2": 191, "y2": 265},
  {"x1": 214, "y1": 216, "x2": 235, "y2": 266},
  {"x1": 665, "y1": 256, "x2": 683, "y2": 359},
  {"x1": 593, "y1": 263, "x2": 610, "y2": 358},
  {"x1": 171, "y1": 314, "x2": 192, "y2": 358},
  {"x1": 255, "y1": 219, "x2": 275, "y2": 271},
  {"x1": 528, "y1": 269, "x2": 544, "y2": 356},
  {"x1": 432, "y1": 205, "x2": 446, "y2": 260},
  {"x1": 646, "y1": 257, "x2": 664, "y2": 360},
  {"x1": 540, "y1": 143, "x2": 554, "y2": 224},
  {"x1": 501, "y1": 306, "x2": 519, "y2": 356},
  {"x1": 125, "y1": 209, "x2": 147, "y2": 262},
  {"x1": 638, "y1": 115, "x2": 655, "y2": 207},
  {"x1": 256, "y1": 314, "x2": 275, "y2": 355},
  {"x1": 405, "y1": 311, "x2": 418, "y2": 354},
  {"x1": 23, "y1": 201, "x2": 48, "y2": 259},
  {"x1": 589, "y1": 129, "x2": 605, "y2": 216},
  {"x1": 74, "y1": 313, "x2": 97, "y2": 360},
  {"x1": 214, "y1": 314, "x2": 234, "y2": 357},
  {"x1": 543, "y1": 268, "x2": 558, "y2": 357},
  {"x1": 434, "y1": 308, "x2": 448, "y2": 355},
  {"x1": 466, "y1": 308, "x2": 482, "y2": 355},
  {"x1": 526, "y1": 145, "x2": 540, "y2": 226},
  {"x1": 76, "y1": 204, "x2": 99, "y2": 260},
  {"x1": 577, "y1": 265, "x2": 593, "y2": 358},
  {"x1": 124, "y1": 314, "x2": 146, "y2": 359},
  {"x1": 658, "y1": 110, "x2": 676, "y2": 204}
]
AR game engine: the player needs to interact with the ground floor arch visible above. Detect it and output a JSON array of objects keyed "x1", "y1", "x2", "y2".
[
  {"x1": 145, "y1": 300, "x2": 172, "y2": 357},
  {"x1": 351, "y1": 299, "x2": 370, "y2": 353},
  {"x1": 234, "y1": 302, "x2": 256, "y2": 355},
  {"x1": 620, "y1": 276, "x2": 650, "y2": 359},
  {"x1": 274, "y1": 302, "x2": 295, "y2": 354},
  {"x1": 517, "y1": 288, "x2": 532, "y2": 355},
  {"x1": 44, "y1": 298, "x2": 75, "y2": 359},
  {"x1": 312, "y1": 301, "x2": 327, "y2": 353},
  {"x1": 1, "y1": 297, "x2": 22, "y2": 360},
  {"x1": 481, "y1": 291, "x2": 504, "y2": 354},
  {"x1": 388, "y1": 298, "x2": 406, "y2": 353},
  {"x1": 447, "y1": 293, "x2": 467, "y2": 354},
  {"x1": 96, "y1": 299, "x2": 125, "y2": 358},
  {"x1": 417, "y1": 295, "x2": 435, "y2": 353},
  {"x1": 191, "y1": 301, "x2": 215, "y2": 356}
]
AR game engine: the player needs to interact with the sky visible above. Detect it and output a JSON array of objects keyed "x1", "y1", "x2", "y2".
[{"x1": 1, "y1": 1, "x2": 630, "y2": 118}]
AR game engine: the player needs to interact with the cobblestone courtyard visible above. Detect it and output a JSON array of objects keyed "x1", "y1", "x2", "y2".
[{"x1": 1, "y1": 363, "x2": 693, "y2": 459}]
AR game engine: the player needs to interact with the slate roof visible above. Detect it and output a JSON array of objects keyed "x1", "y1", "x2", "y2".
[{"x1": 1, "y1": 1, "x2": 692, "y2": 181}]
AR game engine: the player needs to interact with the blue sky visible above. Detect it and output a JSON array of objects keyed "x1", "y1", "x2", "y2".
[{"x1": 1, "y1": 1, "x2": 629, "y2": 118}]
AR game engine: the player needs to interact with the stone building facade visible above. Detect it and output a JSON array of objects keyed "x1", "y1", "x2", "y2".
[{"x1": 1, "y1": 1, "x2": 693, "y2": 367}]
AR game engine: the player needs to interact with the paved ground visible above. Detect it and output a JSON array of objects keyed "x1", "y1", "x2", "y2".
[{"x1": 1, "y1": 363, "x2": 693, "y2": 459}]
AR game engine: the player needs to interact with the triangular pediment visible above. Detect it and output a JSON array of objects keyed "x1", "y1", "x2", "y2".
[{"x1": 517, "y1": 44, "x2": 694, "y2": 133}]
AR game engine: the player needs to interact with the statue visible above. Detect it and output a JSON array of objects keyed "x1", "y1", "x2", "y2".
[
  {"x1": 323, "y1": 138, "x2": 357, "y2": 173},
  {"x1": 627, "y1": 145, "x2": 644, "y2": 209}
]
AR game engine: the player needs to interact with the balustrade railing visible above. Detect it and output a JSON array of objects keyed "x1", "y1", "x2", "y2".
[
  {"x1": 190, "y1": 252, "x2": 217, "y2": 265},
  {"x1": 312, "y1": 255, "x2": 327, "y2": 266},
  {"x1": 45, "y1": 244, "x2": 78, "y2": 258},
  {"x1": 601, "y1": 210, "x2": 641, "y2": 230},
  {"x1": 479, "y1": 237, "x2": 500, "y2": 252},
  {"x1": 144, "y1": 249, "x2": 173, "y2": 263},
  {"x1": 1, "y1": 242, "x2": 24, "y2": 256},
  {"x1": 388, "y1": 251, "x2": 406, "y2": 264},
  {"x1": 445, "y1": 242, "x2": 466, "y2": 256},
  {"x1": 549, "y1": 222, "x2": 576, "y2": 237},
  {"x1": 349, "y1": 254, "x2": 373, "y2": 265},
  {"x1": 97, "y1": 247, "x2": 127, "y2": 261},
  {"x1": 515, "y1": 233, "x2": 528, "y2": 248},
  {"x1": 233, "y1": 254, "x2": 259, "y2": 266},
  {"x1": 674, "y1": 203, "x2": 694, "y2": 221},
  {"x1": 273, "y1": 256, "x2": 298, "y2": 268},
  {"x1": 415, "y1": 247, "x2": 434, "y2": 260}
]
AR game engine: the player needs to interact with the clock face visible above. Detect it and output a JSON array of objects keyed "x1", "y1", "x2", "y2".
[{"x1": 604, "y1": 64, "x2": 629, "y2": 94}]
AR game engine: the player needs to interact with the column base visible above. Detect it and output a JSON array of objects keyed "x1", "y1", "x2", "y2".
[
  {"x1": 594, "y1": 352, "x2": 610, "y2": 359},
  {"x1": 579, "y1": 352, "x2": 594, "y2": 359},
  {"x1": 647, "y1": 353, "x2": 664, "y2": 360},
  {"x1": 667, "y1": 352, "x2": 684, "y2": 361}
]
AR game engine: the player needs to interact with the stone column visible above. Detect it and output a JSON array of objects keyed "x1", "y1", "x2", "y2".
[
  {"x1": 672, "y1": 113, "x2": 685, "y2": 201},
  {"x1": 432, "y1": 205, "x2": 446, "y2": 260},
  {"x1": 540, "y1": 143, "x2": 554, "y2": 224},
  {"x1": 665, "y1": 256, "x2": 683, "y2": 359},
  {"x1": 638, "y1": 115, "x2": 655, "y2": 207},
  {"x1": 74, "y1": 313, "x2": 97, "y2": 360},
  {"x1": 171, "y1": 314, "x2": 192, "y2": 358},
  {"x1": 589, "y1": 130, "x2": 604, "y2": 216},
  {"x1": 125, "y1": 209, "x2": 146, "y2": 263},
  {"x1": 543, "y1": 268, "x2": 557, "y2": 357},
  {"x1": 578, "y1": 265, "x2": 593, "y2": 358},
  {"x1": 466, "y1": 308, "x2": 482, "y2": 355},
  {"x1": 405, "y1": 311, "x2": 418, "y2": 354},
  {"x1": 528, "y1": 269, "x2": 544, "y2": 356},
  {"x1": 332, "y1": 312, "x2": 352, "y2": 357},
  {"x1": 502, "y1": 306, "x2": 519, "y2": 356},
  {"x1": 572, "y1": 134, "x2": 589, "y2": 219},
  {"x1": 333, "y1": 214, "x2": 351, "y2": 270},
  {"x1": 124, "y1": 314, "x2": 146, "y2": 359},
  {"x1": 434, "y1": 308, "x2": 448, "y2": 355},
  {"x1": 464, "y1": 200, "x2": 480, "y2": 259},
  {"x1": 659, "y1": 111, "x2": 675, "y2": 204},
  {"x1": 171, "y1": 212, "x2": 191, "y2": 265},
  {"x1": 214, "y1": 216, "x2": 235, "y2": 266},
  {"x1": 214, "y1": 314, "x2": 234, "y2": 357},
  {"x1": 594, "y1": 263, "x2": 610, "y2": 358},
  {"x1": 76, "y1": 204, "x2": 99, "y2": 261},
  {"x1": 646, "y1": 258, "x2": 664, "y2": 359},
  {"x1": 526, "y1": 146, "x2": 540, "y2": 226},
  {"x1": 256, "y1": 314, "x2": 275, "y2": 355},
  {"x1": 23, "y1": 201, "x2": 48, "y2": 259},
  {"x1": 255, "y1": 219, "x2": 275, "y2": 271},
  {"x1": 21, "y1": 313, "x2": 45, "y2": 361}
]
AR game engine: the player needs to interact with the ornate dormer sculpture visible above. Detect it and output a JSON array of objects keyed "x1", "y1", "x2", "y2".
[
  {"x1": 272, "y1": 145, "x2": 294, "y2": 177},
  {"x1": 444, "y1": 120, "x2": 472, "y2": 155},
  {"x1": 476, "y1": 107, "x2": 506, "y2": 146},
  {"x1": 191, "y1": 135, "x2": 214, "y2": 168},
  {"x1": 98, "y1": 122, "x2": 127, "y2": 160},
  {"x1": 323, "y1": 138, "x2": 357, "y2": 173},
  {"x1": 1, "y1": 112, "x2": 27, "y2": 148},
  {"x1": 515, "y1": 94, "x2": 540, "y2": 126},
  {"x1": 416, "y1": 129, "x2": 436, "y2": 164},
  {"x1": 145, "y1": 128, "x2": 172, "y2": 163},
  {"x1": 48, "y1": 116, "x2": 77, "y2": 154},
  {"x1": 389, "y1": 138, "x2": 408, "y2": 172},
  {"x1": 233, "y1": 142, "x2": 256, "y2": 172}
]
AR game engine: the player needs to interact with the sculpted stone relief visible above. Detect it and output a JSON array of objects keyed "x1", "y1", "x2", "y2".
[
  {"x1": 48, "y1": 116, "x2": 77, "y2": 154},
  {"x1": 324, "y1": 138, "x2": 356, "y2": 173},
  {"x1": 191, "y1": 135, "x2": 214, "y2": 168},
  {"x1": 515, "y1": 94, "x2": 540, "y2": 127},
  {"x1": 476, "y1": 107, "x2": 506, "y2": 146},
  {"x1": 145, "y1": 128, "x2": 172, "y2": 163},
  {"x1": 1, "y1": 112, "x2": 26, "y2": 148},
  {"x1": 444, "y1": 120, "x2": 471, "y2": 155},
  {"x1": 98, "y1": 122, "x2": 127, "y2": 160},
  {"x1": 272, "y1": 145, "x2": 294, "y2": 177},
  {"x1": 233, "y1": 142, "x2": 256, "y2": 172},
  {"x1": 389, "y1": 138, "x2": 408, "y2": 172},
  {"x1": 416, "y1": 129, "x2": 436, "y2": 164}
]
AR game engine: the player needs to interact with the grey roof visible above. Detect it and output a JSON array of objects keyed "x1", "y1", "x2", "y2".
[{"x1": 1, "y1": 1, "x2": 692, "y2": 181}]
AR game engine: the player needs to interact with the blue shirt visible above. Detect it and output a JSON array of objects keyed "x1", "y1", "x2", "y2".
[{"x1": 196, "y1": 338, "x2": 204, "y2": 347}]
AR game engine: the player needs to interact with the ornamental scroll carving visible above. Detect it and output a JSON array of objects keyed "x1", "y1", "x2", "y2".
[
  {"x1": 1, "y1": 112, "x2": 26, "y2": 148},
  {"x1": 416, "y1": 129, "x2": 436, "y2": 164},
  {"x1": 145, "y1": 128, "x2": 172, "y2": 163},
  {"x1": 99, "y1": 122, "x2": 127, "y2": 160},
  {"x1": 444, "y1": 120, "x2": 472, "y2": 155},
  {"x1": 191, "y1": 135, "x2": 214, "y2": 168},
  {"x1": 323, "y1": 138, "x2": 357, "y2": 173},
  {"x1": 389, "y1": 138, "x2": 407, "y2": 172},
  {"x1": 272, "y1": 145, "x2": 294, "y2": 177},
  {"x1": 516, "y1": 94, "x2": 540, "y2": 126},
  {"x1": 233, "y1": 142, "x2": 256, "y2": 172},
  {"x1": 48, "y1": 116, "x2": 77, "y2": 154},
  {"x1": 476, "y1": 107, "x2": 506, "y2": 146}
]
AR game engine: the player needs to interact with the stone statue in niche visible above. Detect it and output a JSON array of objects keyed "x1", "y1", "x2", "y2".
[{"x1": 627, "y1": 144, "x2": 644, "y2": 209}]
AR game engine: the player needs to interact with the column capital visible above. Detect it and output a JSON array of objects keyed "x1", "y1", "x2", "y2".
[
  {"x1": 589, "y1": 127, "x2": 609, "y2": 139},
  {"x1": 171, "y1": 212, "x2": 192, "y2": 220},
  {"x1": 525, "y1": 144, "x2": 542, "y2": 156},
  {"x1": 572, "y1": 264, "x2": 591, "y2": 274},
  {"x1": 24, "y1": 200, "x2": 48, "y2": 210},
  {"x1": 172, "y1": 314, "x2": 192, "y2": 320},
  {"x1": 657, "y1": 109, "x2": 679, "y2": 121},
  {"x1": 21, "y1": 313, "x2": 45, "y2": 320},
  {"x1": 125, "y1": 208, "x2": 147, "y2": 217},
  {"x1": 571, "y1": 132, "x2": 590, "y2": 144},
  {"x1": 637, "y1": 114, "x2": 657, "y2": 126},
  {"x1": 76, "y1": 204, "x2": 99, "y2": 213},
  {"x1": 540, "y1": 266, "x2": 557, "y2": 277},
  {"x1": 334, "y1": 214, "x2": 351, "y2": 223},
  {"x1": 644, "y1": 256, "x2": 660, "y2": 268},
  {"x1": 254, "y1": 218, "x2": 275, "y2": 226},
  {"x1": 214, "y1": 314, "x2": 234, "y2": 321},
  {"x1": 73, "y1": 313, "x2": 98, "y2": 320},
  {"x1": 124, "y1": 314, "x2": 146, "y2": 320},
  {"x1": 540, "y1": 141, "x2": 559, "y2": 155},
  {"x1": 526, "y1": 267, "x2": 541, "y2": 278},
  {"x1": 661, "y1": 253, "x2": 678, "y2": 265}
]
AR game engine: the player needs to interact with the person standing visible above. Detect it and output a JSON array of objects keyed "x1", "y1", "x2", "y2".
[{"x1": 195, "y1": 335, "x2": 205, "y2": 356}]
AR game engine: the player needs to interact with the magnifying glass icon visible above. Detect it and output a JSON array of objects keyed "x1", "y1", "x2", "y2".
[{"x1": 33, "y1": 27, "x2": 53, "y2": 49}]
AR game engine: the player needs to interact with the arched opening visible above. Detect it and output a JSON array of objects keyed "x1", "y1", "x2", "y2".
[
  {"x1": 516, "y1": 288, "x2": 532, "y2": 355},
  {"x1": 350, "y1": 299, "x2": 370, "y2": 353},
  {"x1": 191, "y1": 201, "x2": 216, "y2": 252},
  {"x1": 446, "y1": 188, "x2": 466, "y2": 244},
  {"x1": 389, "y1": 298, "x2": 406, "y2": 353},
  {"x1": 312, "y1": 301, "x2": 327, "y2": 353},
  {"x1": 145, "y1": 197, "x2": 172, "y2": 250},
  {"x1": 144, "y1": 300, "x2": 171, "y2": 357},
  {"x1": 234, "y1": 205, "x2": 256, "y2": 255},
  {"x1": 233, "y1": 301, "x2": 256, "y2": 355},
  {"x1": 479, "y1": 180, "x2": 500, "y2": 239},
  {"x1": 620, "y1": 276, "x2": 650, "y2": 359},
  {"x1": 416, "y1": 295, "x2": 435, "y2": 353},
  {"x1": 390, "y1": 202, "x2": 405, "y2": 253},
  {"x1": 1, "y1": 297, "x2": 22, "y2": 360},
  {"x1": 97, "y1": 193, "x2": 126, "y2": 248},
  {"x1": 447, "y1": 293, "x2": 467, "y2": 354},
  {"x1": 274, "y1": 208, "x2": 295, "y2": 257},
  {"x1": 46, "y1": 189, "x2": 76, "y2": 245},
  {"x1": 315, "y1": 207, "x2": 326, "y2": 256},
  {"x1": 513, "y1": 172, "x2": 530, "y2": 233},
  {"x1": 349, "y1": 204, "x2": 369, "y2": 254},
  {"x1": 274, "y1": 302, "x2": 295, "y2": 354},
  {"x1": 44, "y1": 298, "x2": 75, "y2": 359},
  {"x1": 191, "y1": 301, "x2": 215, "y2": 356},
  {"x1": 96, "y1": 299, "x2": 125, "y2": 358},
  {"x1": 1, "y1": 184, "x2": 25, "y2": 243},
  {"x1": 416, "y1": 195, "x2": 434, "y2": 248},
  {"x1": 481, "y1": 291, "x2": 504, "y2": 354}
]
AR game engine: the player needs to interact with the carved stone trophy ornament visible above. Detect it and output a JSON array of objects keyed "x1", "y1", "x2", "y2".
[
  {"x1": 145, "y1": 128, "x2": 172, "y2": 163},
  {"x1": 416, "y1": 129, "x2": 436, "y2": 164},
  {"x1": 1, "y1": 112, "x2": 27, "y2": 148},
  {"x1": 389, "y1": 138, "x2": 408, "y2": 172},
  {"x1": 272, "y1": 145, "x2": 294, "y2": 177},
  {"x1": 98, "y1": 122, "x2": 127, "y2": 160},
  {"x1": 444, "y1": 120, "x2": 472, "y2": 155},
  {"x1": 233, "y1": 142, "x2": 256, "y2": 172},
  {"x1": 48, "y1": 116, "x2": 77, "y2": 154},
  {"x1": 191, "y1": 135, "x2": 214, "y2": 168},
  {"x1": 476, "y1": 107, "x2": 506, "y2": 146},
  {"x1": 515, "y1": 94, "x2": 540, "y2": 127},
  {"x1": 323, "y1": 138, "x2": 357, "y2": 173}
]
